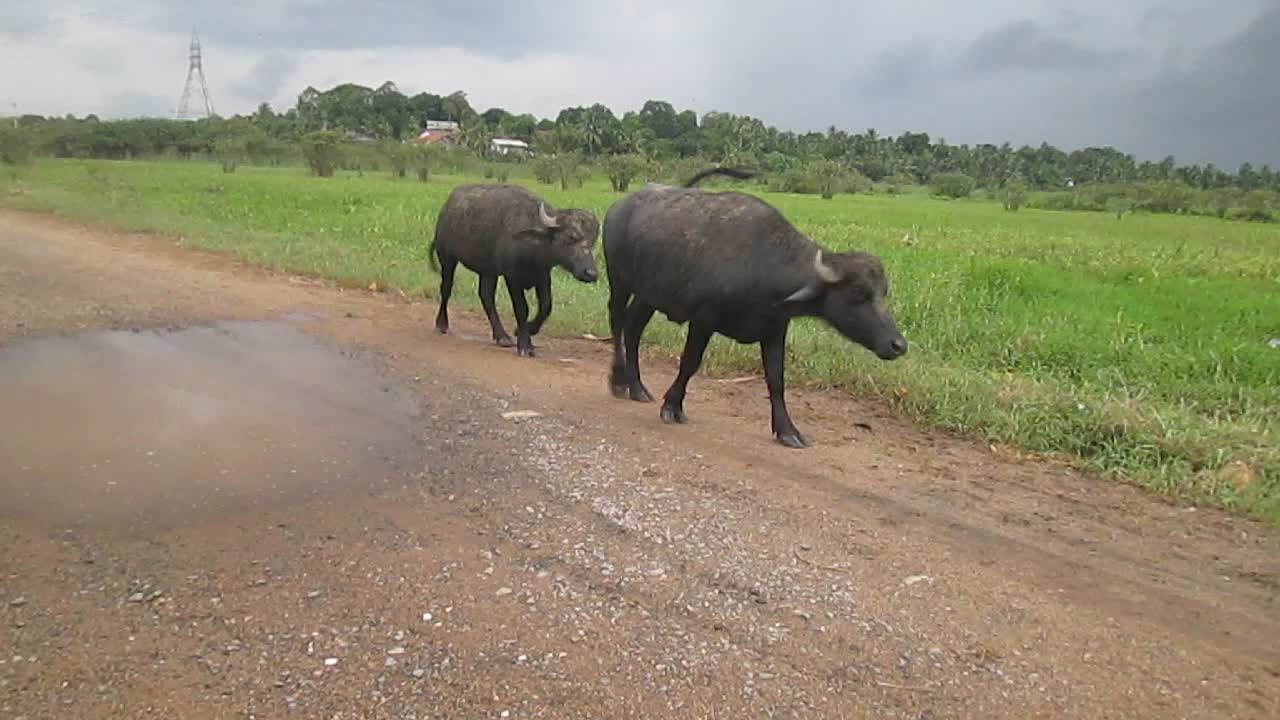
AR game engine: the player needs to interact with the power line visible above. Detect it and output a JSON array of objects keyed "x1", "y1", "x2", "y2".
[{"x1": 176, "y1": 28, "x2": 214, "y2": 120}]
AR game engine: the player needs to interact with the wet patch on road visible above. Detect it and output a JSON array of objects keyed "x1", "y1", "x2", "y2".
[{"x1": 0, "y1": 320, "x2": 423, "y2": 533}]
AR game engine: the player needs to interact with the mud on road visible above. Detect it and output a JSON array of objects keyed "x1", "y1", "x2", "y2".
[{"x1": 1, "y1": 209, "x2": 1278, "y2": 719}]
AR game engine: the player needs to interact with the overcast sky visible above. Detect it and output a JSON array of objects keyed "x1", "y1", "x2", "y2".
[{"x1": 3, "y1": 1, "x2": 1277, "y2": 168}]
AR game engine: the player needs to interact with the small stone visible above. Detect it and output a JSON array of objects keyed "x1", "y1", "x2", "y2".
[
  {"x1": 8, "y1": 597, "x2": 26, "y2": 607},
  {"x1": 903, "y1": 575, "x2": 930, "y2": 586},
  {"x1": 501, "y1": 410, "x2": 541, "y2": 420},
  {"x1": 412, "y1": 669, "x2": 425, "y2": 679},
  {"x1": 422, "y1": 612, "x2": 433, "y2": 621},
  {"x1": 306, "y1": 591, "x2": 323, "y2": 600},
  {"x1": 323, "y1": 657, "x2": 339, "y2": 666},
  {"x1": 126, "y1": 592, "x2": 145, "y2": 604},
  {"x1": 388, "y1": 647, "x2": 406, "y2": 655},
  {"x1": 495, "y1": 587, "x2": 513, "y2": 597}
]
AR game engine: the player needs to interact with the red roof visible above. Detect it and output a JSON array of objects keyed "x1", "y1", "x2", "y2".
[{"x1": 409, "y1": 129, "x2": 454, "y2": 143}]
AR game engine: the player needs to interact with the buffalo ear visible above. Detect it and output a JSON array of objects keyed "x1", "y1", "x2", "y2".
[{"x1": 512, "y1": 227, "x2": 550, "y2": 243}]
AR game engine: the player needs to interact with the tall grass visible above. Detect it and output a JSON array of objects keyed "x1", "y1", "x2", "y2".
[{"x1": 4, "y1": 158, "x2": 1278, "y2": 522}]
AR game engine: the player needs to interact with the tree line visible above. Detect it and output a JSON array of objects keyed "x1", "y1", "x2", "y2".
[{"x1": 2, "y1": 80, "x2": 1277, "y2": 222}]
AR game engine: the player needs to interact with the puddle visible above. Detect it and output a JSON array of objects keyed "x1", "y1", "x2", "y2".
[{"x1": 0, "y1": 320, "x2": 423, "y2": 532}]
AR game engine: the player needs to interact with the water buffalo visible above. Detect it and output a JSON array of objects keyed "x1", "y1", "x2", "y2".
[
  {"x1": 603, "y1": 167, "x2": 908, "y2": 448},
  {"x1": 429, "y1": 183, "x2": 600, "y2": 357}
]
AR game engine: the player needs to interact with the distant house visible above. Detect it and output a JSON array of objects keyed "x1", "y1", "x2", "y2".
[
  {"x1": 408, "y1": 119, "x2": 460, "y2": 145},
  {"x1": 489, "y1": 137, "x2": 530, "y2": 156},
  {"x1": 409, "y1": 129, "x2": 455, "y2": 144}
]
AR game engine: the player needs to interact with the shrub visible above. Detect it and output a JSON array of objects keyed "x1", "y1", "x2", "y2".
[
  {"x1": 1000, "y1": 179, "x2": 1029, "y2": 211},
  {"x1": 531, "y1": 156, "x2": 557, "y2": 185},
  {"x1": 538, "y1": 152, "x2": 587, "y2": 190},
  {"x1": 381, "y1": 141, "x2": 410, "y2": 178},
  {"x1": 409, "y1": 142, "x2": 444, "y2": 182},
  {"x1": 931, "y1": 172, "x2": 976, "y2": 199},
  {"x1": 1132, "y1": 181, "x2": 1194, "y2": 214},
  {"x1": 1107, "y1": 197, "x2": 1135, "y2": 219},
  {"x1": 213, "y1": 137, "x2": 247, "y2": 174},
  {"x1": 1226, "y1": 189, "x2": 1276, "y2": 222},
  {"x1": 302, "y1": 131, "x2": 344, "y2": 177},
  {"x1": 602, "y1": 154, "x2": 647, "y2": 192},
  {"x1": 811, "y1": 160, "x2": 847, "y2": 200},
  {"x1": 767, "y1": 167, "x2": 816, "y2": 194},
  {"x1": 0, "y1": 126, "x2": 35, "y2": 167}
]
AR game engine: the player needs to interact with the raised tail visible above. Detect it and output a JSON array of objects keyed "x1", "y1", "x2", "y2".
[{"x1": 681, "y1": 166, "x2": 756, "y2": 188}]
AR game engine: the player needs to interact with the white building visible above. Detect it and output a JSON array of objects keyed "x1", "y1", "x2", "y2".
[{"x1": 489, "y1": 137, "x2": 531, "y2": 156}]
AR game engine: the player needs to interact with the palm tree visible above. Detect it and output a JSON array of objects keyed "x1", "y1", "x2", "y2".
[{"x1": 459, "y1": 119, "x2": 492, "y2": 157}]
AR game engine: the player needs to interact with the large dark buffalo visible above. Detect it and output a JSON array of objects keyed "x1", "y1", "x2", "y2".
[
  {"x1": 430, "y1": 183, "x2": 600, "y2": 357},
  {"x1": 603, "y1": 167, "x2": 908, "y2": 448}
]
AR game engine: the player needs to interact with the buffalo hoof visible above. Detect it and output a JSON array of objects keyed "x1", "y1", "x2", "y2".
[
  {"x1": 660, "y1": 405, "x2": 687, "y2": 424},
  {"x1": 610, "y1": 383, "x2": 630, "y2": 399},
  {"x1": 435, "y1": 325, "x2": 449, "y2": 335},
  {"x1": 517, "y1": 346, "x2": 536, "y2": 358},
  {"x1": 629, "y1": 385, "x2": 655, "y2": 403},
  {"x1": 495, "y1": 335, "x2": 516, "y2": 348},
  {"x1": 775, "y1": 431, "x2": 809, "y2": 449}
]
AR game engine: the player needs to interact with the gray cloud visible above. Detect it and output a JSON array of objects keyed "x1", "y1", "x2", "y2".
[
  {"x1": 955, "y1": 19, "x2": 1139, "y2": 75},
  {"x1": 856, "y1": 47, "x2": 938, "y2": 102},
  {"x1": 1119, "y1": 3, "x2": 1280, "y2": 167},
  {"x1": 231, "y1": 53, "x2": 298, "y2": 105},
  {"x1": 5, "y1": 1, "x2": 1277, "y2": 168},
  {"x1": 94, "y1": 0, "x2": 601, "y2": 59},
  {"x1": 0, "y1": 1, "x2": 61, "y2": 39}
]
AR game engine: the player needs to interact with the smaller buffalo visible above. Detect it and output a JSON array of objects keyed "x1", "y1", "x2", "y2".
[
  {"x1": 602, "y1": 167, "x2": 908, "y2": 448},
  {"x1": 430, "y1": 183, "x2": 600, "y2": 357}
]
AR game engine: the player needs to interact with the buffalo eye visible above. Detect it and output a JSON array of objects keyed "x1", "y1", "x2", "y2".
[{"x1": 847, "y1": 286, "x2": 873, "y2": 305}]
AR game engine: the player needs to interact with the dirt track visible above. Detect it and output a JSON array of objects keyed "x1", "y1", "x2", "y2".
[{"x1": 1, "y1": 209, "x2": 1278, "y2": 719}]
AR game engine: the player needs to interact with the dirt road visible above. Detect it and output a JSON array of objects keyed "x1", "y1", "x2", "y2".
[{"x1": 1, "y1": 209, "x2": 1277, "y2": 719}]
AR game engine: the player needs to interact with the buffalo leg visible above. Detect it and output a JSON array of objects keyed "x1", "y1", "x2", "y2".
[
  {"x1": 478, "y1": 274, "x2": 514, "y2": 347},
  {"x1": 761, "y1": 327, "x2": 806, "y2": 448},
  {"x1": 622, "y1": 300, "x2": 656, "y2": 402},
  {"x1": 660, "y1": 321, "x2": 713, "y2": 424},
  {"x1": 528, "y1": 272, "x2": 553, "y2": 338},
  {"x1": 608, "y1": 289, "x2": 632, "y2": 398},
  {"x1": 505, "y1": 277, "x2": 535, "y2": 358},
  {"x1": 434, "y1": 254, "x2": 458, "y2": 334}
]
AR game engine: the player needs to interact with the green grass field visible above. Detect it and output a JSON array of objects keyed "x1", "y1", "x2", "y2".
[{"x1": 4, "y1": 158, "x2": 1278, "y2": 522}]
